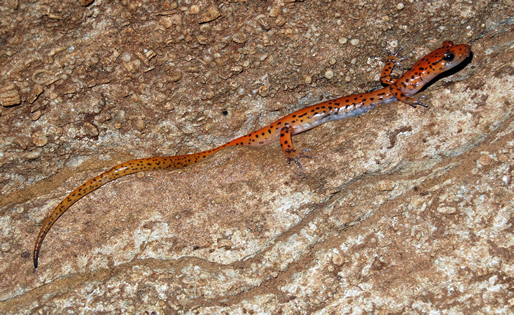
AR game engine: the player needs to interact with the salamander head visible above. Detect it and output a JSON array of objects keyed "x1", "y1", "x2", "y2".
[
  {"x1": 395, "y1": 41, "x2": 472, "y2": 99},
  {"x1": 427, "y1": 41, "x2": 471, "y2": 72}
]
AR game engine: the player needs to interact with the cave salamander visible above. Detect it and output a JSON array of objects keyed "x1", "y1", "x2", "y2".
[{"x1": 33, "y1": 41, "x2": 471, "y2": 268}]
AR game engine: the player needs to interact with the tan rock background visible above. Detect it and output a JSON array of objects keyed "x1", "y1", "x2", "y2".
[{"x1": 0, "y1": 0, "x2": 513, "y2": 313}]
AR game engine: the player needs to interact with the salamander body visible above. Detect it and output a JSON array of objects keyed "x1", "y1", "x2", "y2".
[{"x1": 33, "y1": 41, "x2": 471, "y2": 268}]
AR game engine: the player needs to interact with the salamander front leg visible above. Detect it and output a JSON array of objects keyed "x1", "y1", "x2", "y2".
[
  {"x1": 380, "y1": 47, "x2": 407, "y2": 85},
  {"x1": 279, "y1": 126, "x2": 312, "y2": 169}
]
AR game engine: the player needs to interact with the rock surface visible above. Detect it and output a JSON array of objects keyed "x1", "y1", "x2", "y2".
[{"x1": 0, "y1": 0, "x2": 512, "y2": 313}]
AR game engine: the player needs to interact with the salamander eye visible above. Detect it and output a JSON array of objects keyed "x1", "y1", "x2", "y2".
[{"x1": 443, "y1": 53, "x2": 455, "y2": 62}]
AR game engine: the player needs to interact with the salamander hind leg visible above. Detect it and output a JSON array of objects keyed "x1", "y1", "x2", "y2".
[
  {"x1": 390, "y1": 86, "x2": 428, "y2": 108},
  {"x1": 280, "y1": 126, "x2": 312, "y2": 169}
]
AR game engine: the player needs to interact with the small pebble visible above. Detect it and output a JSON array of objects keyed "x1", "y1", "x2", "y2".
[
  {"x1": 332, "y1": 254, "x2": 345, "y2": 265},
  {"x1": 258, "y1": 85, "x2": 269, "y2": 97},
  {"x1": 30, "y1": 110, "x2": 43, "y2": 121},
  {"x1": 28, "y1": 84, "x2": 44, "y2": 104},
  {"x1": 189, "y1": 5, "x2": 200, "y2": 14},
  {"x1": 269, "y1": 7, "x2": 280, "y2": 17},
  {"x1": 80, "y1": 0, "x2": 94, "y2": 6},
  {"x1": 199, "y1": 6, "x2": 220, "y2": 23},
  {"x1": 0, "y1": 84, "x2": 21, "y2": 107},
  {"x1": 96, "y1": 112, "x2": 112, "y2": 123},
  {"x1": 257, "y1": 18, "x2": 271, "y2": 30},
  {"x1": 84, "y1": 122, "x2": 99, "y2": 137},
  {"x1": 324, "y1": 69, "x2": 334, "y2": 79},
  {"x1": 478, "y1": 154, "x2": 492, "y2": 166},
  {"x1": 26, "y1": 149, "x2": 42, "y2": 160},
  {"x1": 377, "y1": 180, "x2": 395, "y2": 191},
  {"x1": 437, "y1": 206, "x2": 457, "y2": 214},
  {"x1": 32, "y1": 131, "x2": 48, "y2": 147},
  {"x1": 1, "y1": 243, "x2": 11, "y2": 252},
  {"x1": 230, "y1": 66, "x2": 243, "y2": 73},
  {"x1": 133, "y1": 118, "x2": 145, "y2": 131},
  {"x1": 14, "y1": 205, "x2": 24, "y2": 213},
  {"x1": 350, "y1": 39, "x2": 360, "y2": 46},
  {"x1": 232, "y1": 32, "x2": 246, "y2": 44},
  {"x1": 275, "y1": 15, "x2": 286, "y2": 27},
  {"x1": 169, "y1": 70, "x2": 182, "y2": 82}
]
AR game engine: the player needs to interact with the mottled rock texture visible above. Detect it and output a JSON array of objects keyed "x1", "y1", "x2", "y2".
[{"x1": 0, "y1": 0, "x2": 512, "y2": 313}]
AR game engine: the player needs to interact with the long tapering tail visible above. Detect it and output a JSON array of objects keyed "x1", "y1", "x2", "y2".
[{"x1": 33, "y1": 144, "x2": 230, "y2": 268}]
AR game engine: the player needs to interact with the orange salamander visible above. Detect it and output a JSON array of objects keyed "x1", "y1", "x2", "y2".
[{"x1": 33, "y1": 41, "x2": 471, "y2": 268}]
